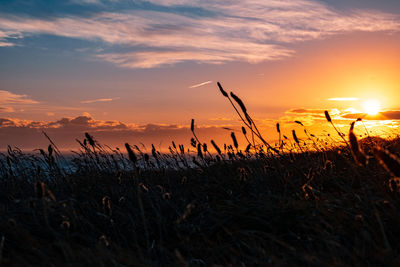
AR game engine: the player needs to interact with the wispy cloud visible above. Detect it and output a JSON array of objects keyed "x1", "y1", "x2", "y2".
[
  {"x1": 69, "y1": 0, "x2": 102, "y2": 5},
  {"x1": 286, "y1": 108, "x2": 327, "y2": 115},
  {"x1": 0, "y1": 41, "x2": 14, "y2": 47},
  {"x1": 286, "y1": 106, "x2": 400, "y2": 122},
  {"x1": 0, "y1": 90, "x2": 89, "y2": 116},
  {"x1": 0, "y1": 90, "x2": 39, "y2": 105},
  {"x1": 342, "y1": 110, "x2": 400, "y2": 121},
  {"x1": 0, "y1": 29, "x2": 21, "y2": 47},
  {"x1": 0, "y1": 0, "x2": 399, "y2": 67},
  {"x1": 328, "y1": 98, "x2": 359, "y2": 101},
  {"x1": 189, "y1": 80, "x2": 212, "y2": 88},
  {"x1": 81, "y1": 97, "x2": 120, "y2": 104},
  {"x1": 0, "y1": 90, "x2": 39, "y2": 114}
]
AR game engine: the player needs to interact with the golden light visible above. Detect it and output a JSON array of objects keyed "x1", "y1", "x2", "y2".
[{"x1": 363, "y1": 99, "x2": 381, "y2": 115}]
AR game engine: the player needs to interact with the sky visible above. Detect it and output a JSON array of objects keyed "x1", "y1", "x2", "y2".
[{"x1": 0, "y1": 0, "x2": 400, "y2": 151}]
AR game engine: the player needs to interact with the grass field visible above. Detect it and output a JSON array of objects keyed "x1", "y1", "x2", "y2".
[{"x1": 1, "y1": 84, "x2": 400, "y2": 266}]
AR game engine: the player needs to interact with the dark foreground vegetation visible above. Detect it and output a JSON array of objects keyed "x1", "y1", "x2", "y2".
[{"x1": 1, "y1": 83, "x2": 400, "y2": 266}]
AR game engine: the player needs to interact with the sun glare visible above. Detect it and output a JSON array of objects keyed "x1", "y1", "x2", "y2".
[{"x1": 363, "y1": 99, "x2": 381, "y2": 115}]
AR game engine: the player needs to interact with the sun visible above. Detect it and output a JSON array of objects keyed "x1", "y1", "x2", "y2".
[{"x1": 363, "y1": 99, "x2": 381, "y2": 115}]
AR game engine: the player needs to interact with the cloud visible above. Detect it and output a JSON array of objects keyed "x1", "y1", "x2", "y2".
[
  {"x1": 0, "y1": 117, "x2": 45, "y2": 127},
  {"x1": 0, "y1": 41, "x2": 14, "y2": 47},
  {"x1": 381, "y1": 111, "x2": 400, "y2": 120},
  {"x1": 342, "y1": 110, "x2": 400, "y2": 120},
  {"x1": 276, "y1": 107, "x2": 400, "y2": 142},
  {"x1": 96, "y1": 46, "x2": 291, "y2": 68},
  {"x1": 1, "y1": 110, "x2": 399, "y2": 150},
  {"x1": 0, "y1": 90, "x2": 40, "y2": 115},
  {"x1": 189, "y1": 80, "x2": 212, "y2": 88},
  {"x1": 0, "y1": 114, "x2": 234, "y2": 150},
  {"x1": 69, "y1": 0, "x2": 102, "y2": 5},
  {"x1": 0, "y1": 0, "x2": 399, "y2": 67},
  {"x1": 284, "y1": 107, "x2": 348, "y2": 125},
  {"x1": 61, "y1": 116, "x2": 129, "y2": 130},
  {"x1": 0, "y1": 90, "x2": 39, "y2": 104},
  {"x1": 285, "y1": 106, "x2": 400, "y2": 127},
  {"x1": 81, "y1": 97, "x2": 120, "y2": 104},
  {"x1": 286, "y1": 108, "x2": 327, "y2": 115},
  {"x1": 0, "y1": 29, "x2": 21, "y2": 47},
  {"x1": 0, "y1": 118, "x2": 18, "y2": 127},
  {"x1": 0, "y1": 90, "x2": 39, "y2": 114}
]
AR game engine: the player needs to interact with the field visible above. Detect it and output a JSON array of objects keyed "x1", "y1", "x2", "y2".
[{"x1": 1, "y1": 86, "x2": 400, "y2": 266}]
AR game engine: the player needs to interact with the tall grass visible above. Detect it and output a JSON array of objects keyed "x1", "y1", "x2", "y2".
[{"x1": 0, "y1": 82, "x2": 399, "y2": 266}]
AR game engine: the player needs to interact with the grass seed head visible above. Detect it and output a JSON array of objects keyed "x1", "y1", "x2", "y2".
[
  {"x1": 48, "y1": 145, "x2": 53, "y2": 157},
  {"x1": 211, "y1": 139, "x2": 222, "y2": 155},
  {"x1": 152, "y1": 144, "x2": 158, "y2": 159},
  {"x1": 245, "y1": 143, "x2": 251, "y2": 153},
  {"x1": 217, "y1": 82, "x2": 229, "y2": 97},
  {"x1": 292, "y1": 130, "x2": 299, "y2": 144},
  {"x1": 349, "y1": 123, "x2": 367, "y2": 166},
  {"x1": 324, "y1": 110, "x2": 332, "y2": 123},
  {"x1": 231, "y1": 132, "x2": 238, "y2": 149},
  {"x1": 190, "y1": 119, "x2": 194, "y2": 132},
  {"x1": 197, "y1": 143, "x2": 203, "y2": 158},
  {"x1": 85, "y1": 132, "x2": 95, "y2": 147},
  {"x1": 190, "y1": 138, "x2": 197, "y2": 148},
  {"x1": 125, "y1": 143, "x2": 137, "y2": 164},
  {"x1": 230, "y1": 92, "x2": 247, "y2": 114},
  {"x1": 245, "y1": 113, "x2": 252, "y2": 126},
  {"x1": 203, "y1": 143, "x2": 207, "y2": 153}
]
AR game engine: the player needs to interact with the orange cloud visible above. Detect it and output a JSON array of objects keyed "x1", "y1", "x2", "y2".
[
  {"x1": 189, "y1": 81, "x2": 212, "y2": 88},
  {"x1": 81, "y1": 97, "x2": 120, "y2": 104},
  {"x1": 282, "y1": 107, "x2": 400, "y2": 134},
  {"x1": 286, "y1": 108, "x2": 327, "y2": 115},
  {"x1": 0, "y1": 90, "x2": 38, "y2": 104},
  {"x1": 342, "y1": 110, "x2": 400, "y2": 120},
  {"x1": 0, "y1": 115, "x2": 237, "y2": 151}
]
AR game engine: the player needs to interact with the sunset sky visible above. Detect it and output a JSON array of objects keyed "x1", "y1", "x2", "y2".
[{"x1": 1, "y1": 0, "x2": 400, "y2": 151}]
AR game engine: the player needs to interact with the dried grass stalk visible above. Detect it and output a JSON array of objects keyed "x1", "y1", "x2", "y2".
[{"x1": 349, "y1": 121, "x2": 367, "y2": 166}]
